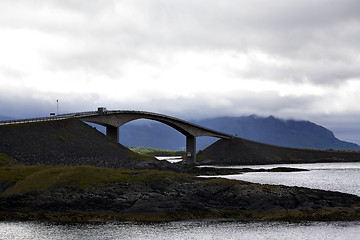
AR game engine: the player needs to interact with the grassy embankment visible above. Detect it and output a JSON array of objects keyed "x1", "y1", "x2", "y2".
[
  {"x1": 0, "y1": 165, "x2": 191, "y2": 194},
  {"x1": 131, "y1": 147, "x2": 185, "y2": 157},
  {"x1": 0, "y1": 153, "x2": 17, "y2": 166},
  {"x1": 0, "y1": 164, "x2": 196, "y2": 221}
]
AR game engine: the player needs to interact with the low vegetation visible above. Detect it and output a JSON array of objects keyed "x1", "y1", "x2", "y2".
[
  {"x1": 127, "y1": 150, "x2": 157, "y2": 161},
  {"x1": 1, "y1": 164, "x2": 360, "y2": 222},
  {"x1": 0, "y1": 165, "x2": 192, "y2": 194},
  {"x1": 130, "y1": 147, "x2": 185, "y2": 157},
  {"x1": 0, "y1": 153, "x2": 17, "y2": 166}
]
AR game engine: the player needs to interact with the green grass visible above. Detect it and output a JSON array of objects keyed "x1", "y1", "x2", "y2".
[
  {"x1": 58, "y1": 136, "x2": 66, "y2": 142},
  {"x1": 0, "y1": 165, "x2": 47, "y2": 182},
  {"x1": 268, "y1": 154, "x2": 281, "y2": 160},
  {"x1": 0, "y1": 165, "x2": 193, "y2": 194},
  {"x1": 131, "y1": 147, "x2": 185, "y2": 157},
  {"x1": 0, "y1": 153, "x2": 18, "y2": 166},
  {"x1": 130, "y1": 147, "x2": 161, "y2": 154}
]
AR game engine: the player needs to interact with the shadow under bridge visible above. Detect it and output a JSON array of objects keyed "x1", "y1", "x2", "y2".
[{"x1": 80, "y1": 110, "x2": 233, "y2": 163}]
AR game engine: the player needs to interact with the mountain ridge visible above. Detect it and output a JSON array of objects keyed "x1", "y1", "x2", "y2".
[
  {"x1": 118, "y1": 115, "x2": 360, "y2": 151},
  {"x1": 195, "y1": 115, "x2": 360, "y2": 150}
]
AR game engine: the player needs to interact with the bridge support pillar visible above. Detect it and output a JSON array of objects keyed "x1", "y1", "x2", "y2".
[
  {"x1": 186, "y1": 135, "x2": 196, "y2": 164},
  {"x1": 106, "y1": 125, "x2": 119, "y2": 143}
]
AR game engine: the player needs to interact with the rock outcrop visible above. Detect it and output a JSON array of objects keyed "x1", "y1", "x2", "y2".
[
  {"x1": 198, "y1": 138, "x2": 360, "y2": 165},
  {"x1": 1, "y1": 166, "x2": 360, "y2": 222}
]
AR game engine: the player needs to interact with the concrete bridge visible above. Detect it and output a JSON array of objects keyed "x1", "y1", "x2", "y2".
[
  {"x1": 0, "y1": 109, "x2": 233, "y2": 163},
  {"x1": 80, "y1": 110, "x2": 233, "y2": 163}
]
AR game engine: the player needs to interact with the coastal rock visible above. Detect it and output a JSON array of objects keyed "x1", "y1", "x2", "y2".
[
  {"x1": 1, "y1": 176, "x2": 360, "y2": 222},
  {"x1": 197, "y1": 138, "x2": 360, "y2": 165}
]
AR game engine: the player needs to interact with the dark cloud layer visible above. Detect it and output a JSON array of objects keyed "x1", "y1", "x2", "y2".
[{"x1": 1, "y1": 0, "x2": 360, "y2": 143}]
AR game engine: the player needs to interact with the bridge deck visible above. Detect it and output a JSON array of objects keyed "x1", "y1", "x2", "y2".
[
  {"x1": 0, "y1": 110, "x2": 233, "y2": 139},
  {"x1": 0, "y1": 110, "x2": 233, "y2": 163}
]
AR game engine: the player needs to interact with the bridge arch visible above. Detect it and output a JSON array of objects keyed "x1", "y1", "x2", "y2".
[{"x1": 80, "y1": 110, "x2": 232, "y2": 163}]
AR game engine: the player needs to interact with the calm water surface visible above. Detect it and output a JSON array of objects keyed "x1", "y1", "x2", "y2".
[
  {"x1": 2, "y1": 162, "x2": 360, "y2": 239},
  {"x1": 200, "y1": 162, "x2": 360, "y2": 196},
  {"x1": 1, "y1": 220, "x2": 360, "y2": 240}
]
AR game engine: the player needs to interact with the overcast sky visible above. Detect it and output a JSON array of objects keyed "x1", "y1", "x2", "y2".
[{"x1": 1, "y1": 0, "x2": 360, "y2": 143}]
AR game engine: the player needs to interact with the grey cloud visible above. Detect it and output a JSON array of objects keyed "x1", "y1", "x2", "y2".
[
  {"x1": 0, "y1": 66, "x2": 24, "y2": 80},
  {"x1": 240, "y1": 55, "x2": 360, "y2": 86},
  {"x1": 116, "y1": 90, "x2": 320, "y2": 121},
  {"x1": 0, "y1": 88, "x2": 102, "y2": 119},
  {"x1": 1, "y1": 0, "x2": 360, "y2": 145},
  {"x1": 141, "y1": 0, "x2": 360, "y2": 85},
  {"x1": 2, "y1": 0, "x2": 359, "y2": 86}
]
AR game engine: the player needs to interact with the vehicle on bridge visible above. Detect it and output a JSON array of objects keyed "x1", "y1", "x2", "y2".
[{"x1": 97, "y1": 107, "x2": 107, "y2": 114}]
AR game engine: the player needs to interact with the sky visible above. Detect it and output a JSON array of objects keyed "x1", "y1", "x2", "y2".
[{"x1": 1, "y1": 0, "x2": 360, "y2": 144}]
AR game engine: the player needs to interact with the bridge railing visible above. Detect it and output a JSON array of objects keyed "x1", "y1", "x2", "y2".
[
  {"x1": 99, "y1": 110, "x2": 234, "y2": 138},
  {"x1": 56, "y1": 110, "x2": 99, "y2": 118},
  {"x1": 0, "y1": 110, "x2": 234, "y2": 138},
  {"x1": 0, "y1": 116, "x2": 66, "y2": 125},
  {"x1": 0, "y1": 110, "x2": 97, "y2": 125},
  {"x1": 114, "y1": 110, "x2": 234, "y2": 138}
]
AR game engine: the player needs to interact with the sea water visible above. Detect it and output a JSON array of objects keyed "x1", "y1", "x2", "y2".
[
  {"x1": 2, "y1": 162, "x2": 360, "y2": 239},
  {"x1": 1, "y1": 220, "x2": 360, "y2": 240},
  {"x1": 200, "y1": 162, "x2": 360, "y2": 196}
]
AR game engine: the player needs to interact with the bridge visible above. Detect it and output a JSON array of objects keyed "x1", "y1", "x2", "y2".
[{"x1": 0, "y1": 109, "x2": 233, "y2": 163}]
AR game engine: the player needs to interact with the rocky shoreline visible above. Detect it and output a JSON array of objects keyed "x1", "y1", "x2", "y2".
[{"x1": 1, "y1": 165, "x2": 360, "y2": 222}]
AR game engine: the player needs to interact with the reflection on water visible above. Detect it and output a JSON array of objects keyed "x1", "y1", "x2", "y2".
[
  {"x1": 1, "y1": 220, "x2": 360, "y2": 240},
  {"x1": 200, "y1": 162, "x2": 360, "y2": 196}
]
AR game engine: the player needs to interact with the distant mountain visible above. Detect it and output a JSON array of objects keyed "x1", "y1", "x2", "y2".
[
  {"x1": 116, "y1": 115, "x2": 360, "y2": 151},
  {"x1": 196, "y1": 115, "x2": 360, "y2": 150},
  {"x1": 0, "y1": 115, "x2": 11, "y2": 121}
]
